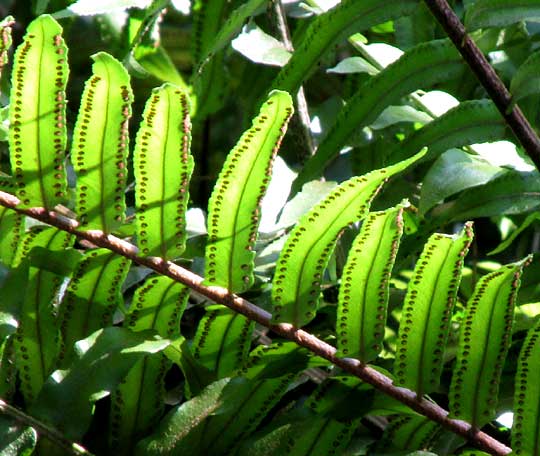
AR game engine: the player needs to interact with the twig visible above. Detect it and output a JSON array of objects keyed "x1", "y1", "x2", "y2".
[
  {"x1": 423, "y1": 0, "x2": 540, "y2": 172},
  {"x1": 0, "y1": 398, "x2": 92, "y2": 455},
  {"x1": 271, "y1": 0, "x2": 315, "y2": 158},
  {"x1": 0, "y1": 190, "x2": 510, "y2": 456}
]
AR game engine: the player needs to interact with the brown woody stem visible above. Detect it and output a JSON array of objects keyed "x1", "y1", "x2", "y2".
[
  {"x1": 0, "y1": 190, "x2": 510, "y2": 455},
  {"x1": 423, "y1": 0, "x2": 540, "y2": 172}
]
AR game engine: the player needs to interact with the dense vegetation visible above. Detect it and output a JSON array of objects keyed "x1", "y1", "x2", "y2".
[{"x1": 1, "y1": 1, "x2": 540, "y2": 455}]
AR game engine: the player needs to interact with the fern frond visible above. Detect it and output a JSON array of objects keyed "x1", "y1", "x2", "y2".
[
  {"x1": 205, "y1": 90, "x2": 293, "y2": 293},
  {"x1": 9, "y1": 15, "x2": 68, "y2": 208},
  {"x1": 337, "y1": 205, "x2": 404, "y2": 362},
  {"x1": 390, "y1": 100, "x2": 507, "y2": 165},
  {"x1": 71, "y1": 52, "x2": 133, "y2": 232},
  {"x1": 510, "y1": 50, "x2": 540, "y2": 105},
  {"x1": 133, "y1": 84, "x2": 193, "y2": 259},
  {"x1": 0, "y1": 207, "x2": 23, "y2": 266},
  {"x1": 58, "y1": 249, "x2": 131, "y2": 363},
  {"x1": 12, "y1": 226, "x2": 73, "y2": 403},
  {"x1": 383, "y1": 415, "x2": 440, "y2": 452},
  {"x1": 193, "y1": 305, "x2": 253, "y2": 378},
  {"x1": 111, "y1": 277, "x2": 189, "y2": 453},
  {"x1": 191, "y1": 0, "x2": 230, "y2": 118},
  {"x1": 512, "y1": 317, "x2": 540, "y2": 456},
  {"x1": 272, "y1": 150, "x2": 425, "y2": 328},
  {"x1": 465, "y1": 0, "x2": 540, "y2": 30},
  {"x1": 432, "y1": 171, "x2": 540, "y2": 223},
  {"x1": 449, "y1": 256, "x2": 531, "y2": 428},
  {"x1": 395, "y1": 223, "x2": 473, "y2": 397}
]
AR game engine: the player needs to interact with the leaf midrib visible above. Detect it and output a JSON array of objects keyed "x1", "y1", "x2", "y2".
[
  {"x1": 99, "y1": 61, "x2": 112, "y2": 232},
  {"x1": 159, "y1": 90, "x2": 171, "y2": 259},
  {"x1": 358, "y1": 214, "x2": 387, "y2": 361},
  {"x1": 36, "y1": 20, "x2": 47, "y2": 208},
  {"x1": 414, "y1": 241, "x2": 452, "y2": 396},
  {"x1": 226, "y1": 99, "x2": 283, "y2": 291},
  {"x1": 291, "y1": 180, "x2": 380, "y2": 326},
  {"x1": 470, "y1": 276, "x2": 508, "y2": 427}
]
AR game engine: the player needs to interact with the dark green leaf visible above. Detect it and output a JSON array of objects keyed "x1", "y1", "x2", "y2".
[
  {"x1": 110, "y1": 277, "x2": 189, "y2": 451},
  {"x1": 270, "y1": 0, "x2": 419, "y2": 94},
  {"x1": 295, "y1": 39, "x2": 465, "y2": 188},
  {"x1": 419, "y1": 149, "x2": 504, "y2": 215},
  {"x1": 431, "y1": 171, "x2": 540, "y2": 223},
  {"x1": 164, "y1": 336, "x2": 216, "y2": 398},
  {"x1": 31, "y1": 327, "x2": 170, "y2": 440},
  {"x1": 465, "y1": 0, "x2": 540, "y2": 31}
]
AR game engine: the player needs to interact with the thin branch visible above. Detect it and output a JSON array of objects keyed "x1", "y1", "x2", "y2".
[
  {"x1": 0, "y1": 398, "x2": 92, "y2": 455},
  {"x1": 423, "y1": 0, "x2": 540, "y2": 172},
  {"x1": 271, "y1": 0, "x2": 315, "y2": 158},
  {"x1": 0, "y1": 190, "x2": 510, "y2": 456}
]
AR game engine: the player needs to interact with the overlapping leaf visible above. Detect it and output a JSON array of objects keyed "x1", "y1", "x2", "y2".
[
  {"x1": 0, "y1": 207, "x2": 23, "y2": 266},
  {"x1": 110, "y1": 276, "x2": 189, "y2": 453},
  {"x1": 419, "y1": 149, "x2": 504, "y2": 215},
  {"x1": 191, "y1": 0, "x2": 230, "y2": 118},
  {"x1": 270, "y1": 0, "x2": 419, "y2": 94},
  {"x1": 138, "y1": 372, "x2": 299, "y2": 455},
  {"x1": 58, "y1": 249, "x2": 131, "y2": 363},
  {"x1": 512, "y1": 318, "x2": 540, "y2": 455},
  {"x1": 192, "y1": 305, "x2": 253, "y2": 378},
  {"x1": 272, "y1": 150, "x2": 425, "y2": 328},
  {"x1": 383, "y1": 415, "x2": 440, "y2": 452},
  {"x1": 389, "y1": 100, "x2": 507, "y2": 165},
  {"x1": 31, "y1": 327, "x2": 170, "y2": 440},
  {"x1": 431, "y1": 171, "x2": 540, "y2": 223},
  {"x1": 510, "y1": 50, "x2": 540, "y2": 104},
  {"x1": 12, "y1": 226, "x2": 73, "y2": 403},
  {"x1": 295, "y1": 39, "x2": 465, "y2": 188}
]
